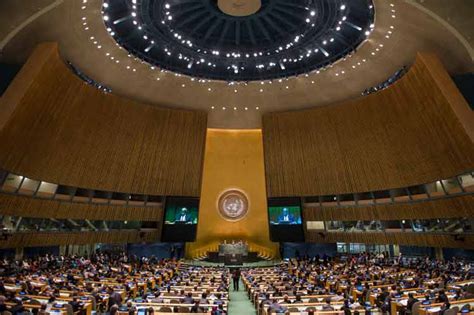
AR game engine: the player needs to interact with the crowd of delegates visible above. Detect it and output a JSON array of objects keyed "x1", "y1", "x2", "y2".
[
  {"x1": 242, "y1": 253, "x2": 473, "y2": 315},
  {"x1": 0, "y1": 253, "x2": 229, "y2": 314},
  {"x1": 1, "y1": 252, "x2": 473, "y2": 315}
]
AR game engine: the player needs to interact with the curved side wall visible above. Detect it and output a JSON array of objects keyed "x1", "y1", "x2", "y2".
[
  {"x1": 0, "y1": 194, "x2": 163, "y2": 221},
  {"x1": 263, "y1": 53, "x2": 474, "y2": 197},
  {"x1": 304, "y1": 195, "x2": 474, "y2": 221},
  {"x1": 0, "y1": 43, "x2": 207, "y2": 196}
]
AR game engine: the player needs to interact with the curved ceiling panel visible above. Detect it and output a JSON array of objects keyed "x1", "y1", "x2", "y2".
[
  {"x1": 0, "y1": 0, "x2": 472, "y2": 128},
  {"x1": 103, "y1": 0, "x2": 375, "y2": 81}
]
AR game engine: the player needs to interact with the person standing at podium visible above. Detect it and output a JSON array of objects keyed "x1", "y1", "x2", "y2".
[
  {"x1": 175, "y1": 207, "x2": 192, "y2": 223},
  {"x1": 232, "y1": 269, "x2": 241, "y2": 291},
  {"x1": 277, "y1": 207, "x2": 296, "y2": 224}
]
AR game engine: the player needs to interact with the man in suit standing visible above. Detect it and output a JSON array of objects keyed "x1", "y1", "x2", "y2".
[
  {"x1": 404, "y1": 293, "x2": 419, "y2": 315},
  {"x1": 232, "y1": 269, "x2": 241, "y2": 291}
]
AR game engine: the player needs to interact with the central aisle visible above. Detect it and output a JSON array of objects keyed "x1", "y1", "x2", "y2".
[{"x1": 228, "y1": 279, "x2": 257, "y2": 315}]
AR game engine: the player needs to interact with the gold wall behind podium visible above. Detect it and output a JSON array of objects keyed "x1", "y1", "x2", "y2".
[{"x1": 186, "y1": 129, "x2": 277, "y2": 259}]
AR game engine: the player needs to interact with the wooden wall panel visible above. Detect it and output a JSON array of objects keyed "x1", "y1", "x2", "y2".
[
  {"x1": 0, "y1": 43, "x2": 53, "y2": 131},
  {"x1": 421, "y1": 54, "x2": 474, "y2": 142},
  {"x1": 0, "y1": 194, "x2": 163, "y2": 221},
  {"x1": 306, "y1": 231, "x2": 474, "y2": 249},
  {"x1": 263, "y1": 53, "x2": 474, "y2": 197},
  {"x1": 304, "y1": 195, "x2": 474, "y2": 221},
  {"x1": 0, "y1": 230, "x2": 160, "y2": 249},
  {"x1": 0, "y1": 43, "x2": 207, "y2": 197}
]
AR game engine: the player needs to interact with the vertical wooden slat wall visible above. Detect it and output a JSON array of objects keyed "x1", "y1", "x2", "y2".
[
  {"x1": 0, "y1": 194, "x2": 163, "y2": 221},
  {"x1": 262, "y1": 53, "x2": 474, "y2": 197},
  {"x1": 303, "y1": 195, "x2": 474, "y2": 221},
  {"x1": 0, "y1": 43, "x2": 207, "y2": 197}
]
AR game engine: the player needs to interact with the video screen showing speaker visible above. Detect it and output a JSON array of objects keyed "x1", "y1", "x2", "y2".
[
  {"x1": 161, "y1": 197, "x2": 199, "y2": 242},
  {"x1": 268, "y1": 197, "x2": 305, "y2": 242}
]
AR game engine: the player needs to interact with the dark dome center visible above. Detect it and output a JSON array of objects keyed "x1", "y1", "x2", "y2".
[{"x1": 103, "y1": 0, "x2": 375, "y2": 81}]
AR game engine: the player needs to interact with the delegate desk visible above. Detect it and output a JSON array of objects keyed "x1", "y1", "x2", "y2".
[
  {"x1": 418, "y1": 298, "x2": 474, "y2": 314},
  {"x1": 5, "y1": 302, "x2": 67, "y2": 315},
  {"x1": 119, "y1": 313, "x2": 211, "y2": 315},
  {"x1": 255, "y1": 294, "x2": 337, "y2": 307},
  {"x1": 140, "y1": 293, "x2": 229, "y2": 306},
  {"x1": 83, "y1": 280, "x2": 129, "y2": 298},
  {"x1": 253, "y1": 292, "x2": 341, "y2": 308},
  {"x1": 128, "y1": 302, "x2": 227, "y2": 314},
  {"x1": 284, "y1": 312, "x2": 344, "y2": 315},
  {"x1": 390, "y1": 290, "x2": 467, "y2": 315},
  {"x1": 18, "y1": 295, "x2": 93, "y2": 315},
  {"x1": 260, "y1": 302, "x2": 345, "y2": 315}
]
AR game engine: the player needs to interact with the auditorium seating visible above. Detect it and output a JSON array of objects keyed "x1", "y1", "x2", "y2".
[
  {"x1": 241, "y1": 255, "x2": 473, "y2": 315},
  {"x1": 1, "y1": 252, "x2": 473, "y2": 314},
  {"x1": 0, "y1": 255, "x2": 229, "y2": 315}
]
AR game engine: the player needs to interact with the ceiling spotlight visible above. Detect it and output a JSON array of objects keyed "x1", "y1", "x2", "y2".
[{"x1": 102, "y1": 1, "x2": 375, "y2": 82}]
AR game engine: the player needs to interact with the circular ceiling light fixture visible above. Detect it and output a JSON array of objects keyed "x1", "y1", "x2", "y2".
[
  {"x1": 102, "y1": 0, "x2": 375, "y2": 81},
  {"x1": 217, "y1": 0, "x2": 262, "y2": 17}
]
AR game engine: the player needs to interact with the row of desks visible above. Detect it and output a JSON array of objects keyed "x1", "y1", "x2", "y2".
[{"x1": 243, "y1": 264, "x2": 473, "y2": 315}]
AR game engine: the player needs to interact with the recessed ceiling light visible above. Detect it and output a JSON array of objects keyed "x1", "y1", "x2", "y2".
[{"x1": 101, "y1": 1, "x2": 375, "y2": 82}]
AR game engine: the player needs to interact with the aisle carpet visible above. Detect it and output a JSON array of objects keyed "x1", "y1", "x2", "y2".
[{"x1": 228, "y1": 279, "x2": 257, "y2": 315}]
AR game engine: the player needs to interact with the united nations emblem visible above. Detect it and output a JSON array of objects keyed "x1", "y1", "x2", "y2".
[{"x1": 217, "y1": 189, "x2": 249, "y2": 222}]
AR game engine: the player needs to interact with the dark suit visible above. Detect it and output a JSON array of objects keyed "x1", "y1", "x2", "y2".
[
  {"x1": 406, "y1": 297, "x2": 419, "y2": 314},
  {"x1": 277, "y1": 213, "x2": 296, "y2": 224},
  {"x1": 175, "y1": 212, "x2": 192, "y2": 223}
]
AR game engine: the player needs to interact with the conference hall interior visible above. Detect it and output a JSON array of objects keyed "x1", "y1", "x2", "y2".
[{"x1": 0, "y1": 0, "x2": 473, "y2": 314}]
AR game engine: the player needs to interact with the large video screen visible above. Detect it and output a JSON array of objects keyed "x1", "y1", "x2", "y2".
[
  {"x1": 268, "y1": 197, "x2": 305, "y2": 242},
  {"x1": 268, "y1": 206, "x2": 302, "y2": 225},
  {"x1": 161, "y1": 197, "x2": 199, "y2": 242}
]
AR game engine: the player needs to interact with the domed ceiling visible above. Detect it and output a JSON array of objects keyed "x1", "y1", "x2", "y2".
[
  {"x1": 103, "y1": 0, "x2": 375, "y2": 81},
  {"x1": 0, "y1": 0, "x2": 472, "y2": 128}
]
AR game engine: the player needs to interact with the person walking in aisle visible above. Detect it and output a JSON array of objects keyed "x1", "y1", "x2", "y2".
[{"x1": 232, "y1": 268, "x2": 241, "y2": 291}]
